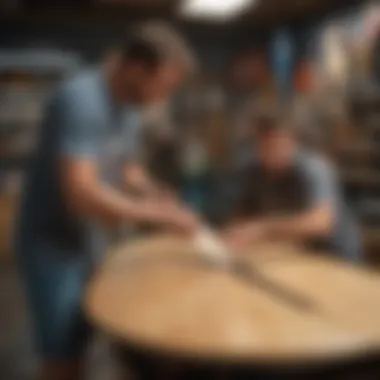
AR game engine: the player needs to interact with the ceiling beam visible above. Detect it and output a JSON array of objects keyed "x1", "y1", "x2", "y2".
[{"x1": 0, "y1": 0, "x2": 367, "y2": 29}]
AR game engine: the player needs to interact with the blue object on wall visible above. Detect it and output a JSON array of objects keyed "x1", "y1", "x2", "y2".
[{"x1": 271, "y1": 29, "x2": 295, "y2": 97}]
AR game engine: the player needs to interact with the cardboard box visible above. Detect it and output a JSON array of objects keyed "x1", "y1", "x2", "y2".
[{"x1": 0, "y1": 196, "x2": 18, "y2": 263}]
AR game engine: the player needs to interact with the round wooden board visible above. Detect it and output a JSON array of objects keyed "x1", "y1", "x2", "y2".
[{"x1": 85, "y1": 234, "x2": 380, "y2": 364}]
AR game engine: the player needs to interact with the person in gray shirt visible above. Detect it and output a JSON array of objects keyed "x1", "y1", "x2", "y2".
[
  {"x1": 223, "y1": 111, "x2": 362, "y2": 262},
  {"x1": 15, "y1": 23, "x2": 198, "y2": 380}
]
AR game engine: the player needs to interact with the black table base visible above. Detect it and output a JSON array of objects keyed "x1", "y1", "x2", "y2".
[{"x1": 114, "y1": 343, "x2": 380, "y2": 380}]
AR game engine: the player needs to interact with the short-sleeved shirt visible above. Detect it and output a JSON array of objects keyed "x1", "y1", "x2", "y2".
[
  {"x1": 15, "y1": 69, "x2": 142, "y2": 261},
  {"x1": 226, "y1": 150, "x2": 362, "y2": 261}
]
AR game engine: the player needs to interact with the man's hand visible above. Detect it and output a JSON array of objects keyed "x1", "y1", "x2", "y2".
[
  {"x1": 164, "y1": 206, "x2": 200, "y2": 235},
  {"x1": 152, "y1": 186, "x2": 179, "y2": 206},
  {"x1": 223, "y1": 221, "x2": 268, "y2": 252},
  {"x1": 139, "y1": 198, "x2": 200, "y2": 235}
]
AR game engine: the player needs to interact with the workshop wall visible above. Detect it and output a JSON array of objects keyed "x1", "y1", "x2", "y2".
[{"x1": 0, "y1": 20, "x2": 268, "y2": 75}]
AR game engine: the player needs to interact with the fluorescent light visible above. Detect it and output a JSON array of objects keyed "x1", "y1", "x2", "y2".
[{"x1": 180, "y1": 0, "x2": 257, "y2": 21}]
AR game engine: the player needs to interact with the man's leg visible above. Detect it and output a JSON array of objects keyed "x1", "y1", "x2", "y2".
[{"x1": 18, "y1": 248, "x2": 91, "y2": 380}]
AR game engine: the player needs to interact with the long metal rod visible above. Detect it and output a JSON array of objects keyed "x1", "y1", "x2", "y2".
[
  {"x1": 228, "y1": 259, "x2": 317, "y2": 313},
  {"x1": 109, "y1": 245, "x2": 317, "y2": 313}
]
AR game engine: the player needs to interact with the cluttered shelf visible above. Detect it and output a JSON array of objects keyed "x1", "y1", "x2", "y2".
[{"x1": 0, "y1": 52, "x2": 84, "y2": 263}]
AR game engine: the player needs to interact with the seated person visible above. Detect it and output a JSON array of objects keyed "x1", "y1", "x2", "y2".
[{"x1": 223, "y1": 111, "x2": 362, "y2": 262}]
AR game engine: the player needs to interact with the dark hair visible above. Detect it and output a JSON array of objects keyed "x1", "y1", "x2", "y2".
[
  {"x1": 121, "y1": 22, "x2": 197, "y2": 74},
  {"x1": 251, "y1": 107, "x2": 295, "y2": 138}
]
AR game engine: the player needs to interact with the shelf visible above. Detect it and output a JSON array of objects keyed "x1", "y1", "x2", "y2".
[
  {"x1": 0, "y1": 49, "x2": 83, "y2": 75},
  {"x1": 342, "y1": 169, "x2": 380, "y2": 188},
  {"x1": 0, "y1": 156, "x2": 31, "y2": 170},
  {"x1": 0, "y1": 195, "x2": 18, "y2": 260},
  {"x1": 363, "y1": 226, "x2": 380, "y2": 250},
  {"x1": 338, "y1": 142, "x2": 380, "y2": 157}
]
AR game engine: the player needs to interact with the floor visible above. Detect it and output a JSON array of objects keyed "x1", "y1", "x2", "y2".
[
  {"x1": 0, "y1": 264, "x2": 121, "y2": 380},
  {"x1": 0, "y1": 264, "x2": 35, "y2": 379}
]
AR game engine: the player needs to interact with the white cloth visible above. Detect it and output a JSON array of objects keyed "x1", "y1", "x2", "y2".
[{"x1": 192, "y1": 227, "x2": 230, "y2": 265}]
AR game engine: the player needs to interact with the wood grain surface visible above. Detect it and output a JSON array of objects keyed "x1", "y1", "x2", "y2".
[{"x1": 85, "y1": 234, "x2": 380, "y2": 364}]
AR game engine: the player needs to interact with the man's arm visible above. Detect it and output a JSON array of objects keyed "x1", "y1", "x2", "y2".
[
  {"x1": 123, "y1": 163, "x2": 166, "y2": 198},
  {"x1": 60, "y1": 159, "x2": 182, "y2": 227},
  {"x1": 263, "y1": 157, "x2": 337, "y2": 240},
  {"x1": 224, "y1": 156, "x2": 337, "y2": 247},
  {"x1": 56, "y1": 87, "x2": 194, "y2": 231},
  {"x1": 263, "y1": 203, "x2": 334, "y2": 240}
]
